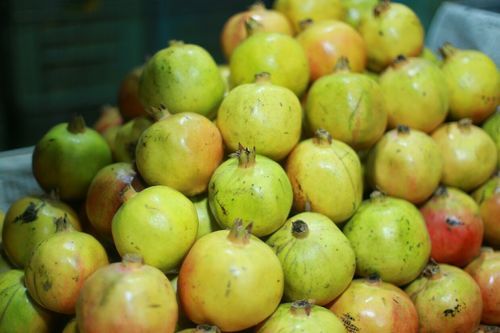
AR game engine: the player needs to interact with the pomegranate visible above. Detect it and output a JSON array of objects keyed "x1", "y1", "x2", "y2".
[
  {"x1": 420, "y1": 47, "x2": 442, "y2": 66},
  {"x1": 342, "y1": 0, "x2": 378, "y2": 28},
  {"x1": 112, "y1": 185, "x2": 198, "y2": 273},
  {"x1": 177, "y1": 325, "x2": 221, "y2": 333},
  {"x1": 482, "y1": 109, "x2": 500, "y2": 169},
  {"x1": 305, "y1": 57, "x2": 387, "y2": 150},
  {"x1": 135, "y1": 112, "x2": 224, "y2": 196},
  {"x1": 229, "y1": 32, "x2": 310, "y2": 97},
  {"x1": 465, "y1": 249, "x2": 500, "y2": 325},
  {"x1": 256, "y1": 300, "x2": 346, "y2": 333},
  {"x1": 85, "y1": 162, "x2": 144, "y2": 242},
  {"x1": 24, "y1": 217, "x2": 108, "y2": 314},
  {"x1": 208, "y1": 145, "x2": 292, "y2": 237},
  {"x1": 440, "y1": 43, "x2": 500, "y2": 123},
  {"x1": 358, "y1": 0, "x2": 424, "y2": 72},
  {"x1": 405, "y1": 261, "x2": 483, "y2": 333},
  {"x1": 191, "y1": 195, "x2": 219, "y2": 240},
  {"x1": 113, "y1": 116, "x2": 153, "y2": 163},
  {"x1": 296, "y1": 19, "x2": 367, "y2": 81},
  {"x1": 216, "y1": 72, "x2": 302, "y2": 161},
  {"x1": 32, "y1": 114, "x2": 112, "y2": 201},
  {"x1": 218, "y1": 64, "x2": 231, "y2": 95},
  {"x1": 2, "y1": 195, "x2": 81, "y2": 268},
  {"x1": 420, "y1": 186, "x2": 484, "y2": 267},
  {"x1": 379, "y1": 56, "x2": 449, "y2": 133},
  {"x1": 178, "y1": 220, "x2": 284, "y2": 332},
  {"x1": 472, "y1": 173, "x2": 500, "y2": 248},
  {"x1": 220, "y1": 2, "x2": 293, "y2": 60},
  {"x1": 0, "y1": 269, "x2": 55, "y2": 332},
  {"x1": 273, "y1": 0, "x2": 345, "y2": 33},
  {"x1": 76, "y1": 254, "x2": 178, "y2": 333},
  {"x1": 285, "y1": 129, "x2": 363, "y2": 223},
  {"x1": 431, "y1": 119, "x2": 497, "y2": 192},
  {"x1": 93, "y1": 105, "x2": 123, "y2": 134},
  {"x1": 117, "y1": 66, "x2": 147, "y2": 120},
  {"x1": 0, "y1": 248, "x2": 11, "y2": 273},
  {"x1": 328, "y1": 276, "x2": 419, "y2": 333},
  {"x1": 139, "y1": 41, "x2": 225, "y2": 119},
  {"x1": 266, "y1": 212, "x2": 356, "y2": 305},
  {"x1": 366, "y1": 125, "x2": 443, "y2": 204},
  {"x1": 343, "y1": 192, "x2": 431, "y2": 286}
]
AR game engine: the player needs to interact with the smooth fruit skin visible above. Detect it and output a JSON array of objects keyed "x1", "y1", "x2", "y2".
[
  {"x1": 420, "y1": 187, "x2": 484, "y2": 267},
  {"x1": 136, "y1": 112, "x2": 224, "y2": 196},
  {"x1": 482, "y1": 110, "x2": 500, "y2": 169},
  {"x1": 343, "y1": 194, "x2": 431, "y2": 286},
  {"x1": 112, "y1": 186, "x2": 198, "y2": 273},
  {"x1": 117, "y1": 66, "x2": 147, "y2": 120},
  {"x1": 32, "y1": 120, "x2": 112, "y2": 201},
  {"x1": 266, "y1": 212, "x2": 356, "y2": 305},
  {"x1": 113, "y1": 116, "x2": 152, "y2": 163},
  {"x1": 431, "y1": 120, "x2": 497, "y2": 192},
  {"x1": 191, "y1": 195, "x2": 219, "y2": 240},
  {"x1": 328, "y1": 278, "x2": 419, "y2": 333},
  {"x1": 465, "y1": 250, "x2": 500, "y2": 325},
  {"x1": 342, "y1": 0, "x2": 378, "y2": 28},
  {"x1": 366, "y1": 127, "x2": 443, "y2": 204},
  {"x1": 0, "y1": 270, "x2": 55, "y2": 333},
  {"x1": 76, "y1": 256, "x2": 178, "y2": 333},
  {"x1": 441, "y1": 46, "x2": 500, "y2": 123},
  {"x1": 178, "y1": 228, "x2": 284, "y2": 332},
  {"x1": 405, "y1": 263, "x2": 483, "y2": 333},
  {"x1": 256, "y1": 301, "x2": 346, "y2": 333},
  {"x1": 359, "y1": 2, "x2": 424, "y2": 72},
  {"x1": 274, "y1": 0, "x2": 345, "y2": 33},
  {"x1": 229, "y1": 32, "x2": 310, "y2": 97},
  {"x1": 305, "y1": 70, "x2": 387, "y2": 150},
  {"x1": 296, "y1": 20, "x2": 367, "y2": 80},
  {"x1": 216, "y1": 77, "x2": 302, "y2": 161},
  {"x1": 2, "y1": 196, "x2": 81, "y2": 268},
  {"x1": 473, "y1": 175, "x2": 500, "y2": 248},
  {"x1": 379, "y1": 57, "x2": 449, "y2": 133}
]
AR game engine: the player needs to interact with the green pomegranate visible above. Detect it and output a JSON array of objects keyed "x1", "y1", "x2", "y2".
[
  {"x1": 256, "y1": 300, "x2": 346, "y2": 333},
  {"x1": 216, "y1": 72, "x2": 302, "y2": 161},
  {"x1": 379, "y1": 56, "x2": 449, "y2": 133},
  {"x1": 2, "y1": 195, "x2": 81, "y2": 268},
  {"x1": 191, "y1": 195, "x2": 219, "y2": 240},
  {"x1": 208, "y1": 146, "x2": 293, "y2": 237},
  {"x1": 32, "y1": 115, "x2": 112, "y2": 201},
  {"x1": 305, "y1": 58, "x2": 387, "y2": 150},
  {"x1": 366, "y1": 125, "x2": 443, "y2": 204},
  {"x1": 483, "y1": 109, "x2": 500, "y2": 168},
  {"x1": 343, "y1": 192, "x2": 431, "y2": 286},
  {"x1": 266, "y1": 212, "x2": 356, "y2": 305},
  {"x1": 229, "y1": 32, "x2": 310, "y2": 97},
  {"x1": 472, "y1": 173, "x2": 500, "y2": 248},
  {"x1": 138, "y1": 41, "x2": 225, "y2": 119},
  {"x1": 440, "y1": 43, "x2": 500, "y2": 123},
  {"x1": 285, "y1": 129, "x2": 363, "y2": 223},
  {"x1": 358, "y1": 0, "x2": 424, "y2": 72},
  {"x1": 0, "y1": 270, "x2": 55, "y2": 333},
  {"x1": 341, "y1": 0, "x2": 378, "y2": 28},
  {"x1": 112, "y1": 116, "x2": 152, "y2": 162},
  {"x1": 112, "y1": 185, "x2": 198, "y2": 273},
  {"x1": 431, "y1": 119, "x2": 497, "y2": 192}
]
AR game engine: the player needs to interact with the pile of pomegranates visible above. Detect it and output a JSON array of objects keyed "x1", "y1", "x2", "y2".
[{"x1": 1, "y1": 0, "x2": 499, "y2": 332}]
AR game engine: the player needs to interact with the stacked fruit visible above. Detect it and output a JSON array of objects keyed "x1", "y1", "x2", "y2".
[{"x1": 1, "y1": 0, "x2": 499, "y2": 332}]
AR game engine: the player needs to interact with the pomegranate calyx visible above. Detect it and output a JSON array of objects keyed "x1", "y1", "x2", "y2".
[
  {"x1": 244, "y1": 16, "x2": 263, "y2": 37},
  {"x1": 121, "y1": 253, "x2": 144, "y2": 267},
  {"x1": 67, "y1": 114, "x2": 86, "y2": 134},
  {"x1": 396, "y1": 124, "x2": 411, "y2": 135},
  {"x1": 299, "y1": 18, "x2": 314, "y2": 32},
  {"x1": 227, "y1": 219, "x2": 252, "y2": 245},
  {"x1": 422, "y1": 258, "x2": 442, "y2": 279},
  {"x1": 194, "y1": 325, "x2": 221, "y2": 333},
  {"x1": 249, "y1": 1, "x2": 266, "y2": 11},
  {"x1": 439, "y1": 42, "x2": 457, "y2": 59},
  {"x1": 457, "y1": 118, "x2": 473, "y2": 131},
  {"x1": 254, "y1": 71, "x2": 271, "y2": 84},
  {"x1": 334, "y1": 57, "x2": 351, "y2": 73},
  {"x1": 313, "y1": 128, "x2": 333, "y2": 146},
  {"x1": 291, "y1": 299, "x2": 313, "y2": 316},
  {"x1": 292, "y1": 220, "x2": 309, "y2": 238},
  {"x1": 232, "y1": 144, "x2": 257, "y2": 168},
  {"x1": 120, "y1": 184, "x2": 137, "y2": 203},
  {"x1": 367, "y1": 273, "x2": 381, "y2": 284},
  {"x1": 374, "y1": 0, "x2": 391, "y2": 17},
  {"x1": 54, "y1": 214, "x2": 73, "y2": 232}
]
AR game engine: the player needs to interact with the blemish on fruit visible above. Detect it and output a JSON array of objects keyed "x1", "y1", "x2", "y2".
[{"x1": 341, "y1": 313, "x2": 360, "y2": 333}]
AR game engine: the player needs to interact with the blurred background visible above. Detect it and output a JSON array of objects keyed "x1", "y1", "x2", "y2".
[{"x1": 0, "y1": 0, "x2": 454, "y2": 151}]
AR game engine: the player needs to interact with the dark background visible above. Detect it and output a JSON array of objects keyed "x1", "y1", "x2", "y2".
[{"x1": 0, "y1": 0, "x2": 443, "y2": 151}]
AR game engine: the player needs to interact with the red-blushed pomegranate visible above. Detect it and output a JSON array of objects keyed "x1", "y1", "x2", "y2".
[
  {"x1": 93, "y1": 105, "x2": 123, "y2": 134},
  {"x1": 178, "y1": 220, "x2": 284, "y2": 332},
  {"x1": 24, "y1": 218, "x2": 109, "y2": 314},
  {"x1": 358, "y1": 0, "x2": 424, "y2": 72},
  {"x1": 256, "y1": 300, "x2": 346, "y2": 332},
  {"x1": 85, "y1": 162, "x2": 145, "y2": 242},
  {"x1": 473, "y1": 174, "x2": 500, "y2": 248},
  {"x1": 465, "y1": 249, "x2": 500, "y2": 325},
  {"x1": 220, "y1": 2, "x2": 293, "y2": 60},
  {"x1": 296, "y1": 19, "x2": 367, "y2": 81},
  {"x1": 286, "y1": 129, "x2": 363, "y2": 223},
  {"x1": 135, "y1": 112, "x2": 224, "y2": 196},
  {"x1": 328, "y1": 276, "x2": 419, "y2": 333},
  {"x1": 266, "y1": 212, "x2": 356, "y2": 305},
  {"x1": 343, "y1": 192, "x2": 431, "y2": 286},
  {"x1": 76, "y1": 254, "x2": 178, "y2": 333},
  {"x1": 366, "y1": 125, "x2": 443, "y2": 204},
  {"x1": 113, "y1": 116, "x2": 153, "y2": 163},
  {"x1": 440, "y1": 43, "x2": 500, "y2": 124},
  {"x1": 117, "y1": 66, "x2": 147, "y2": 120},
  {"x1": 420, "y1": 186, "x2": 484, "y2": 267},
  {"x1": 0, "y1": 269, "x2": 56, "y2": 332},
  {"x1": 2, "y1": 195, "x2": 81, "y2": 268},
  {"x1": 431, "y1": 119, "x2": 497, "y2": 192},
  {"x1": 405, "y1": 261, "x2": 483, "y2": 333}
]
